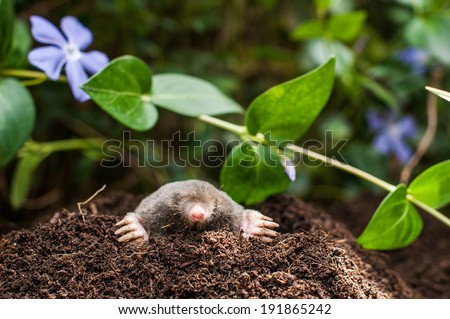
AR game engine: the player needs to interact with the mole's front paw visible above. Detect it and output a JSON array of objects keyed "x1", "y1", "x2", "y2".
[
  {"x1": 115, "y1": 213, "x2": 149, "y2": 245},
  {"x1": 240, "y1": 209, "x2": 279, "y2": 243}
]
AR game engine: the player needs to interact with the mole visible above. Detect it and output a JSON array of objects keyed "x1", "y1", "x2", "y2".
[{"x1": 115, "y1": 180, "x2": 279, "y2": 244}]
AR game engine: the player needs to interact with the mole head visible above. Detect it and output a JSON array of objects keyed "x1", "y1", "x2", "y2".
[{"x1": 167, "y1": 180, "x2": 219, "y2": 227}]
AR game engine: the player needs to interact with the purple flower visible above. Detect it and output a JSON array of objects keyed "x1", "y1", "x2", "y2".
[
  {"x1": 281, "y1": 155, "x2": 296, "y2": 181},
  {"x1": 397, "y1": 47, "x2": 429, "y2": 75},
  {"x1": 367, "y1": 110, "x2": 417, "y2": 164},
  {"x1": 28, "y1": 16, "x2": 109, "y2": 102}
]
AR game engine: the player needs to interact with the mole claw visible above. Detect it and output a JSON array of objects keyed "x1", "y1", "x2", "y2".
[
  {"x1": 115, "y1": 213, "x2": 148, "y2": 243},
  {"x1": 239, "y1": 209, "x2": 281, "y2": 242},
  {"x1": 118, "y1": 230, "x2": 146, "y2": 243},
  {"x1": 259, "y1": 236, "x2": 274, "y2": 243},
  {"x1": 117, "y1": 233, "x2": 134, "y2": 242},
  {"x1": 115, "y1": 224, "x2": 137, "y2": 235},
  {"x1": 254, "y1": 228, "x2": 279, "y2": 238},
  {"x1": 260, "y1": 220, "x2": 279, "y2": 229},
  {"x1": 116, "y1": 212, "x2": 139, "y2": 226},
  {"x1": 115, "y1": 220, "x2": 127, "y2": 227}
]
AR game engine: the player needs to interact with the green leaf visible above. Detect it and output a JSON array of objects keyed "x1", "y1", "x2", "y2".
[
  {"x1": 405, "y1": 15, "x2": 450, "y2": 66},
  {"x1": 83, "y1": 56, "x2": 243, "y2": 129},
  {"x1": 0, "y1": 0, "x2": 14, "y2": 65},
  {"x1": 408, "y1": 160, "x2": 450, "y2": 209},
  {"x1": 314, "y1": 0, "x2": 331, "y2": 10},
  {"x1": 10, "y1": 151, "x2": 50, "y2": 210},
  {"x1": 328, "y1": 11, "x2": 367, "y2": 42},
  {"x1": 245, "y1": 57, "x2": 335, "y2": 143},
  {"x1": 0, "y1": 78, "x2": 35, "y2": 167},
  {"x1": 151, "y1": 74, "x2": 244, "y2": 116},
  {"x1": 290, "y1": 20, "x2": 323, "y2": 40},
  {"x1": 2, "y1": 19, "x2": 32, "y2": 68},
  {"x1": 425, "y1": 86, "x2": 450, "y2": 103},
  {"x1": 220, "y1": 142, "x2": 291, "y2": 205},
  {"x1": 81, "y1": 55, "x2": 158, "y2": 131},
  {"x1": 357, "y1": 185, "x2": 423, "y2": 250},
  {"x1": 405, "y1": 18, "x2": 427, "y2": 48},
  {"x1": 304, "y1": 39, "x2": 354, "y2": 77}
]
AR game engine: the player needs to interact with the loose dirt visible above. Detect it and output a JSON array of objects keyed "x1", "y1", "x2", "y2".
[{"x1": 0, "y1": 193, "x2": 437, "y2": 298}]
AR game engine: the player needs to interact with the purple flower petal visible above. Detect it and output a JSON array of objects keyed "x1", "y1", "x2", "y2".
[
  {"x1": 28, "y1": 46, "x2": 66, "y2": 80},
  {"x1": 30, "y1": 16, "x2": 66, "y2": 47},
  {"x1": 281, "y1": 156, "x2": 296, "y2": 181},
  {"x1": 397, "y1": 47, "x2": 429, "y2": 75},
  {"x1": 367, "y1": 109, "x2": 417, "y2": 163},
  {"x1": 80, "y1": 51, "x2": 109, "y2": 74},
  {"x1": 60, "y1": 16, "x2": 93, "y2": 51},
  {"x1": 396, "y1": 116, "x2": 417, "y2": 138},
  {"x1": 372, "y1": 132, "x2": 391, "y2": 155},
  {"x1": 366, "y1": 110, "x2": 386, "y2": 131},
  {"x1": 391, "y1": 137, "x2": 413, "y2": 164},
  {"x1": 65, "y1": 60, "x2": 90, "y2": 102}
]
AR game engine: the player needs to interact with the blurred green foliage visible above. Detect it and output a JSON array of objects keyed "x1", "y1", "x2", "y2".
[{"x1": 1, "y1": 0, "x2": 450, "y2": 221}]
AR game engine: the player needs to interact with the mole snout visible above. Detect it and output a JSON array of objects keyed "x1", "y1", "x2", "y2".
[{"x1": 187, "y1": 204, "x2": 209, "y2": 222}]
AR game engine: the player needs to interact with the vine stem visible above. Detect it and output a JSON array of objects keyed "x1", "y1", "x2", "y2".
[
  {"x1": 407, "y1": 195, "x2": 450, "y2": 227},
  {"x1": 284, "y1": 144, "x2": 396, "y2": 192},
  {"x1": 286, "y1": 144, "x2": 450, "y2": 227},
  {"x1": 20, "y1": 78, "x2": 47, "y2": 86},
  {"x1": 0, "y1": 69, "x2": 67, "y2": 83},
  {"x1": 198, "y1": 114, "x2": 450, "y2": 227},
  {"x1": 20, "y1": 138, "x2": 105, "y2": 156},
  {"x1": 197, "y1": 114, "x2": 247, "y2": 135}
]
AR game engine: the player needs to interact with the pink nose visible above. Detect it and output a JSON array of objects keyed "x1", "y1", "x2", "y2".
[{"x1": 188, "y1": 205, "x2": 207, "y2": 222}]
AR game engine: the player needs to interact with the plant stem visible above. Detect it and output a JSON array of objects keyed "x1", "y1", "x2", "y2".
[
  {"x1": 400, "y1": 65, "x2": 444, "y2": 183},
  {"x1": 287, "y1": 144, "x2": 450, "y2": 227},
  {"x1": 285, "y1": 143, "x2": 396, "y2": 192},
  {"x1": 1, "y1": 69, "x2": 46, "y2": 78},
  {"x1": 21, "y1": 138, "x2": 105, "y2": 156},
  {"x1": 197, "y1": 115, "x2": 450, "y2": 227},
  {"x1": 20, "y1": 78, "x2": 47, "y2": 86},
  {"x1": 407, "y1": 195, "x2": 450, "y2": 227},
  {"x1": 0, "y1": 69, "x2": 67, "y2": 83},
  {"x1": 197, "y1": 114, "x2": 247, "y2": 136}
]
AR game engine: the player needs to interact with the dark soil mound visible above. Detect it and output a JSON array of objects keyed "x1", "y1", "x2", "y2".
[
  {"x1": 322, "y1": 194, "x2": 450, "y2": 299},
  {"x1": 0, "y1": 194, "x2": 418, "y2": 298}
]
